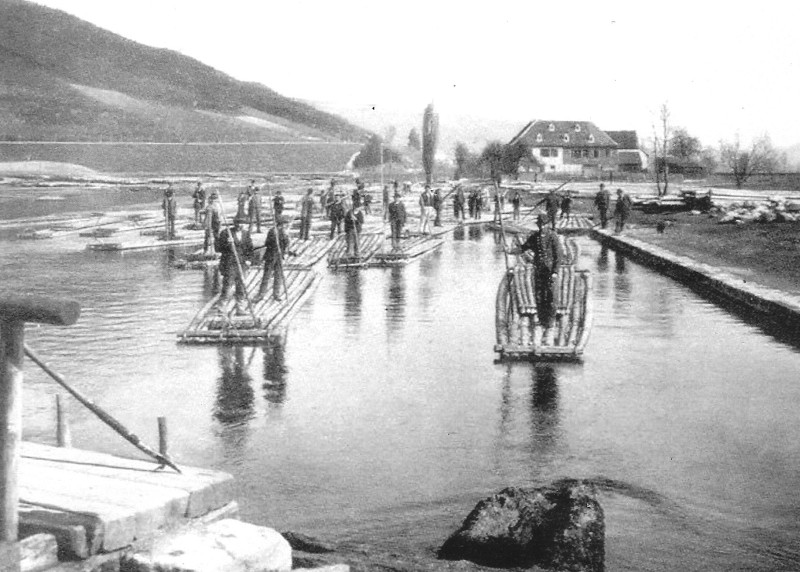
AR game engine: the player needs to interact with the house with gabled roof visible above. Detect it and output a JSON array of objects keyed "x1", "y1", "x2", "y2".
[
  {"x1": 509, "y1": 120, "x2": 619, "y2": 174},
  {"x1": 605, "y1": 130, "x2": 648, "y2": 172}
]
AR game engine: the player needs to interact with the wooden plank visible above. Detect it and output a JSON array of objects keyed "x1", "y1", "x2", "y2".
[
  {"x1": 20, "y1": 533, "x2": 58, "y2": 572},
  {"x1": 19, "y1": 504, "x2": 91, "y2": 559}
]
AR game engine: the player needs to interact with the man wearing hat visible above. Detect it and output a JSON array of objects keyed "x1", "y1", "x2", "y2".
[
  {"x1": 216, "y1": 220, "x2": 253, "y2": 314},
  {"x1": 453, "y1": 184, "x2": 466, "y2": 222},
  {"x1": 388, "y1": 191, "x2": 407, "y2": 249},
  {"x1": 614, "y1": 188, "x2": 632, "y2": 233},
  {"x1": 203, "y1": 191, "x2": 223, "y2": 255},
  {"x1": 418, "y1": 184, "x2": 433, "y2": 235},
  {"x1": 329, "y1": 192, "x2": 345, "y2": 239},
  {"x1": 299, "y1": 188, "x2": 315, "y2": 240},
  {"x1": 162, "y1": 183, "x2": 178, "y2": 239},
  {"x1": 594, "y1": 183, "x2": 611, "y2": 229},
  {"x1": 192, "y1": 181, "x2": 206, "y2": 226},
  {"x1": 255, "y1": 216, "x2": 290, "y2": 302},
  {"x1": 518, "y1": 214, "x2": 562, "y2": 342},
  {"x1": 247, "y1": 184, "x2": 262, "y2": 233}
]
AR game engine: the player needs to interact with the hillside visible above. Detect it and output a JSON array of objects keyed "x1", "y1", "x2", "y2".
[{"x1": 0, "y1": 0, "x2": 367, "y2": 143}]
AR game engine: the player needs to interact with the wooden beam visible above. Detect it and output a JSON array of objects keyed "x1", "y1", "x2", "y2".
[
  {"x1": 0, "y1": 320, "x2": 23, "y2": 545},
  {"x1": 0, "y1": 297, "x2": 80, "y2": 327}
]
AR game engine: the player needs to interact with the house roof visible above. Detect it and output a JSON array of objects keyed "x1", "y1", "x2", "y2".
[
  {"x1": 605, "y1": 130, "x2": 639, "y2": 149},
  {"x1": 510, "y1": 120, "x2": 618, "y2": 148},
  {"x1": 618, "y1": 150, "x2": 644, "y2": 166}
]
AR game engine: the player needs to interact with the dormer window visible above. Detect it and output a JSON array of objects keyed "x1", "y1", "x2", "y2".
[
  {"x1": 588, "y1": 134, "x2": 595, "y2": 143},
  {"x1": 574, "y1": 123, "x2": 581, "y2": 132},
  {"x1": 548, "y1": 123, "x2": 555, "y2": 132},
  {"x1": 536, "y1": 133, "x2": 543, "y2": 143},
  {"x1": 562, "y1": 133, "x2": 570, "y2": 143}
]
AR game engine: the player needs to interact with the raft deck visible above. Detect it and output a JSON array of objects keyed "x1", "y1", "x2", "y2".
[
  {"x1": 327, "y1": 232, "x2": 384, "y2": 268},
  {"x1": 495, "y1": 263, "x2": 593, "y2": 361},
  {"x1": 178, "y1": 266, "x2": 321, "y2": 344},
  {"x1": 370, "y1": 234, "x2": 444, "y2": 267}
]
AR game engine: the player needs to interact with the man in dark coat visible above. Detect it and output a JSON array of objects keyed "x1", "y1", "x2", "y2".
[
  {"x1": 192, "y1": 181, "x2": 206, "y2": 225},
  {"x1": 329, "y1": 193, "x2": 345, "y2": 239},
  {"x1": 216, "y1": 222, "x2": 254, "y2": 313},
  {"x1": 544, "y1": 188, "x2": 560, "y2": 229},
  {"x1": 388, "y1": 191, "x2": 407, "y2": 249},
  {"x1": 299, "y1": 188, "x2": 315, "y2": 240},
  {"x1": 162, "y1": 184, "x2": 178, "y2": 239},
  {"x1": 510, "y1": 189, "x2": 522, "y2": 221},
  {"x1": 519, "y1": 214, "x2": 562, "y2": 335},
  {"x1": 203, "y1": 191, "x2": 223, "y2": 254},
  {"x1": 560, "y1": 191, "x2": 573, "y2": 223},
  {"x1": 343, "y1": 201, "x2": 361, "y2": 257},
  {"x1": 594, "y1": 183, "x2": 611, "y2": 229},
  {"x1": 382, "y1": 184, "x2": 391, "y2": 221},
  {"x1": 432, "y1": 188, "x2": 443, "y2": 226},
  {"x1": 247, "y1": 185, "x2": 262, "y2": 233},
  {"x1": 614, "y1": 188, "x2": 632, "y2": 233},
  {"x1": 453, "y1": 185, "x2": 466, "y2": 222},
  {"x1": 272, "y1": 190, "x2": 285, "y2": 219},
  {"x1": 256, "y1": 217, "x2": 290, "y2": 302}
]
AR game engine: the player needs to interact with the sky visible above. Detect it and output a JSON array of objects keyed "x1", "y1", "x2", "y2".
[{"x1": 31, "y1": 0, "x2": 800, "y2": 148}]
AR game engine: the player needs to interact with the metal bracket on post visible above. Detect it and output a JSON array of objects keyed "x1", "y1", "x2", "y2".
[{"x1": 0, "y1": 295, "x2": 79, "y2": 570}]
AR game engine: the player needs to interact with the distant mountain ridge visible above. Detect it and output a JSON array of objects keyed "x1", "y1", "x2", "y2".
[{"x1": 0, "y1": 0, "x2": 367, "y2": 143}]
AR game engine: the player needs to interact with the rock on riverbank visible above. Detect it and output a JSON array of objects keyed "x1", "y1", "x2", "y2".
[{"x1": 438, "y1": 480, "x2": 604, "y2": 571}]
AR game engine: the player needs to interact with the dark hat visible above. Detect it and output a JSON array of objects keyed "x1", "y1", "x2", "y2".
[
  {"x1": 536, "y1": 214, "x2": 548, "y2": 226},
  {"x1": 617, "y1": 188, "x2": 624, "y2": 194},
  {"x1": 394, "y1": 192, "x2": 401, "y2": 198}
]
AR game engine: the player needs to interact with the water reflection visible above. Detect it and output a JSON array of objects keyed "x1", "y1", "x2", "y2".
[
  {"x1": 613, "y1": 250, "x2": 632, "y2": 305},
  {"x1": 597, "y1": 244, "x2": 610, "y2": 272},
  {"x1": 528, "y1": 364, "x2": 561, "y2": 458},
  {"x1": 385, "y1": 266, "x2": 406, "y2": 337},
  {"x1": 452, "y1": 226, "x2": 465, "y2": 241},
  {"x1": 214, "y1": 345, "x2": 256, "y2": 426},
  {"x1": 262, "y1": 335, "x2": 288, "y2": 408},
  {"x1": 202, "y1": 265, "x2": 218, "y2": 299},
  {"x1": 468, "y1": 225, "x2": 483, "y2": 241},
  {"x1": 344, "y1": 269, "x2": 363, "y2": 335}
]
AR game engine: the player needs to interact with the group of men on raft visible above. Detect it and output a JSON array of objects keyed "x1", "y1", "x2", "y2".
[{"x1": 161, "y1": 179, "x2": 633, "y2": 316}]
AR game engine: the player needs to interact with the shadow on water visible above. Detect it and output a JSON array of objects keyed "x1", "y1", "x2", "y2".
[
  {"x1": 468, "y1": 225, "x2": 484, "y2": 241},
  {"x1": 214, "y1": 345, "x2": 256, "y2": 426},
  {"x1": 452, "y1": 226, "x2": 465, "y2": 241},
  {"x1": 385, "y1": 266, "x2": 406, "y2": 338},
  {"x1": 262, "y1": 335, "x2": 288, "y2": 408},
  {"x1": 528, "y1": 364, "x2": 562, "y2": 458},
  {"x1": 613, "y1": 249, "x2": 632, "y2": 306},
  {"x1": 344, "y1": 269, "x2": 363, "y2": 336}
]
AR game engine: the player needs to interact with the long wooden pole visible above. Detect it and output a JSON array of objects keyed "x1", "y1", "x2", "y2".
[
  {"x1": 520, "y1": 178, "x2": 573, "y2": 223},
  {"x1": 23, "y1": 345, "x2": 181, "y2": 474},
  {"x1": 0, "y1": 320, "x2": 23, "y2": 547},
  {"x1": 215, "y1": 197, "x2": 259, "y2": 322},
  {"x1": 263, "y1": 186, "x2": 290, "y2": 302}
]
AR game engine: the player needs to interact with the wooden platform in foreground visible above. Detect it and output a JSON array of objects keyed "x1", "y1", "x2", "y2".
[
  {"x1": 178, "y1": 266, "x2": 321, "y2": 344},
  {"x1": 327, "y1": 232, "x2": 384, "y2": 268},
  {"x1": 488, "y1": 214, "x2": 596, "y2": 235},
  {"x1": 19, "y1": 442, "x2": 235, "y2": 559}
]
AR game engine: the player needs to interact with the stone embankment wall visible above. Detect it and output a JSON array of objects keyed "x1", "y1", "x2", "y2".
[{"x1": 592, "y1": 229, "x2": 800, "y2": 333}]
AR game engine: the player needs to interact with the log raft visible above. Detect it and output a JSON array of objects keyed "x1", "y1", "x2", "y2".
[
  {"x1": 370, "y1": 234, "x2": 444, "y2": 267},
  {"x1": 327, "y1": 232, "x2": 384, "y2": 269},
  {"x1": 178, "y1": 266, "x2": 321, "y2": 344},
  {"x1": 494, "y1": 261, "x2": 593, "y2": 361}
]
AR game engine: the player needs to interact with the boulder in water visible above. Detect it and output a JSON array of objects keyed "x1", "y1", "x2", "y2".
[{"x1": 438, "y1": 480, "x2": 604, "y2": 571}]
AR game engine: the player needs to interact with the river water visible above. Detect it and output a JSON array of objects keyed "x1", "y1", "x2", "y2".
[{"x1": 3, "y1": 196, "x2": 800, "y2": 571}]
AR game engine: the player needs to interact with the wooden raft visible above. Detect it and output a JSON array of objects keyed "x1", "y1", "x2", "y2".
[
  {"x1": 327, "y1": 232, "x2": 384, "y2": 268},
  {"x1": 178, "y1": 266, "x2": 321, "y2": 344},
  {"x1": 494, "y1": 260, "x2": 593, "y2": 361},
  {"x1": 19, "y1": 442, "x2": 235, "y2": 559},
  {"x1": 370, "y1": 234, "x2": 444, "y2": 267},
  {"x1": 284, "y1": 235, "x2": 334, "y2": 269}
]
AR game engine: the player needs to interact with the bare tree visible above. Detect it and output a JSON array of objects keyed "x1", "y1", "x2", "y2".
[
  {"x1": 650, "y1": 127, "x2": 662, "y2": 195},
  {"x1": 407, "y1": 127, "x2": 421, "y2": 150},
  {"x1": 422, "y1": 104, "x2": 439, "y2": 185},
  {"x1": 719, "y1": 134, "x2": 781, "y2": 188},
  {"x1": 660, "y1": 104, "x2": 671, "y2": 195}
]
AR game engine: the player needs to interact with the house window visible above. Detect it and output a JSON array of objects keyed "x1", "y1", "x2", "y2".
[
  {"x1": 588, "y1": 134, "x2": 595, "y2": 143},
  {"x1": 548, "y1": 123, "x2": 555, "y2": 132},
  {"x1": 605, "y1": 149, "x2": 611, "y2": 157},
  {"x1": 541, "y1": 148, "x2": 550, "y2": 158},
  {"x1": 551, "y1": 148, "x2": 558, "y2": 157},
  {"x1": 593, "y1": 149, "x2": 599, "y2": 158},
  {"x1": 582, "y1": 149, "x2": 589, "y2": 158},
  {"x1": 536, "y1": 133, "x2": 543, "y2": 143},
  {"x1": 572, "y1": 149, "x2": 581, "y2": 159},
  {"x1": 562, "y1": 134, "x2": 570, "y2": 143},
  {"x1": 574, "y1": 123, "x2": 581, "y2": 132}
]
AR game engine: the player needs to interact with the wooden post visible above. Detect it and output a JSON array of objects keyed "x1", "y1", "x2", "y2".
[
  {"x1": 0, "y1": 295, "x2": 79, "y2": 565},
  {"x1": 157, "y1": 417, "x2": 168, "y2": 458},
  {"x1": 55, "y1": 394, "x2": 71, "y2": 448}
]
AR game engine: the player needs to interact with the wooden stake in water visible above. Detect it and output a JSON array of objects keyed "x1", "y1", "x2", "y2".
[
  {"x1": 158, "y1": 417, "x2": 168, "y2": 458},
  {"x1": 56, "y1": 394, "x2": 71, "y2": 448}
]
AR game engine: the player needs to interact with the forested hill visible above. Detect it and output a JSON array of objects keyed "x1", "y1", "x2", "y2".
[{"x1": 0, "y1": 0, "x2": 367, "y2": 142}]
